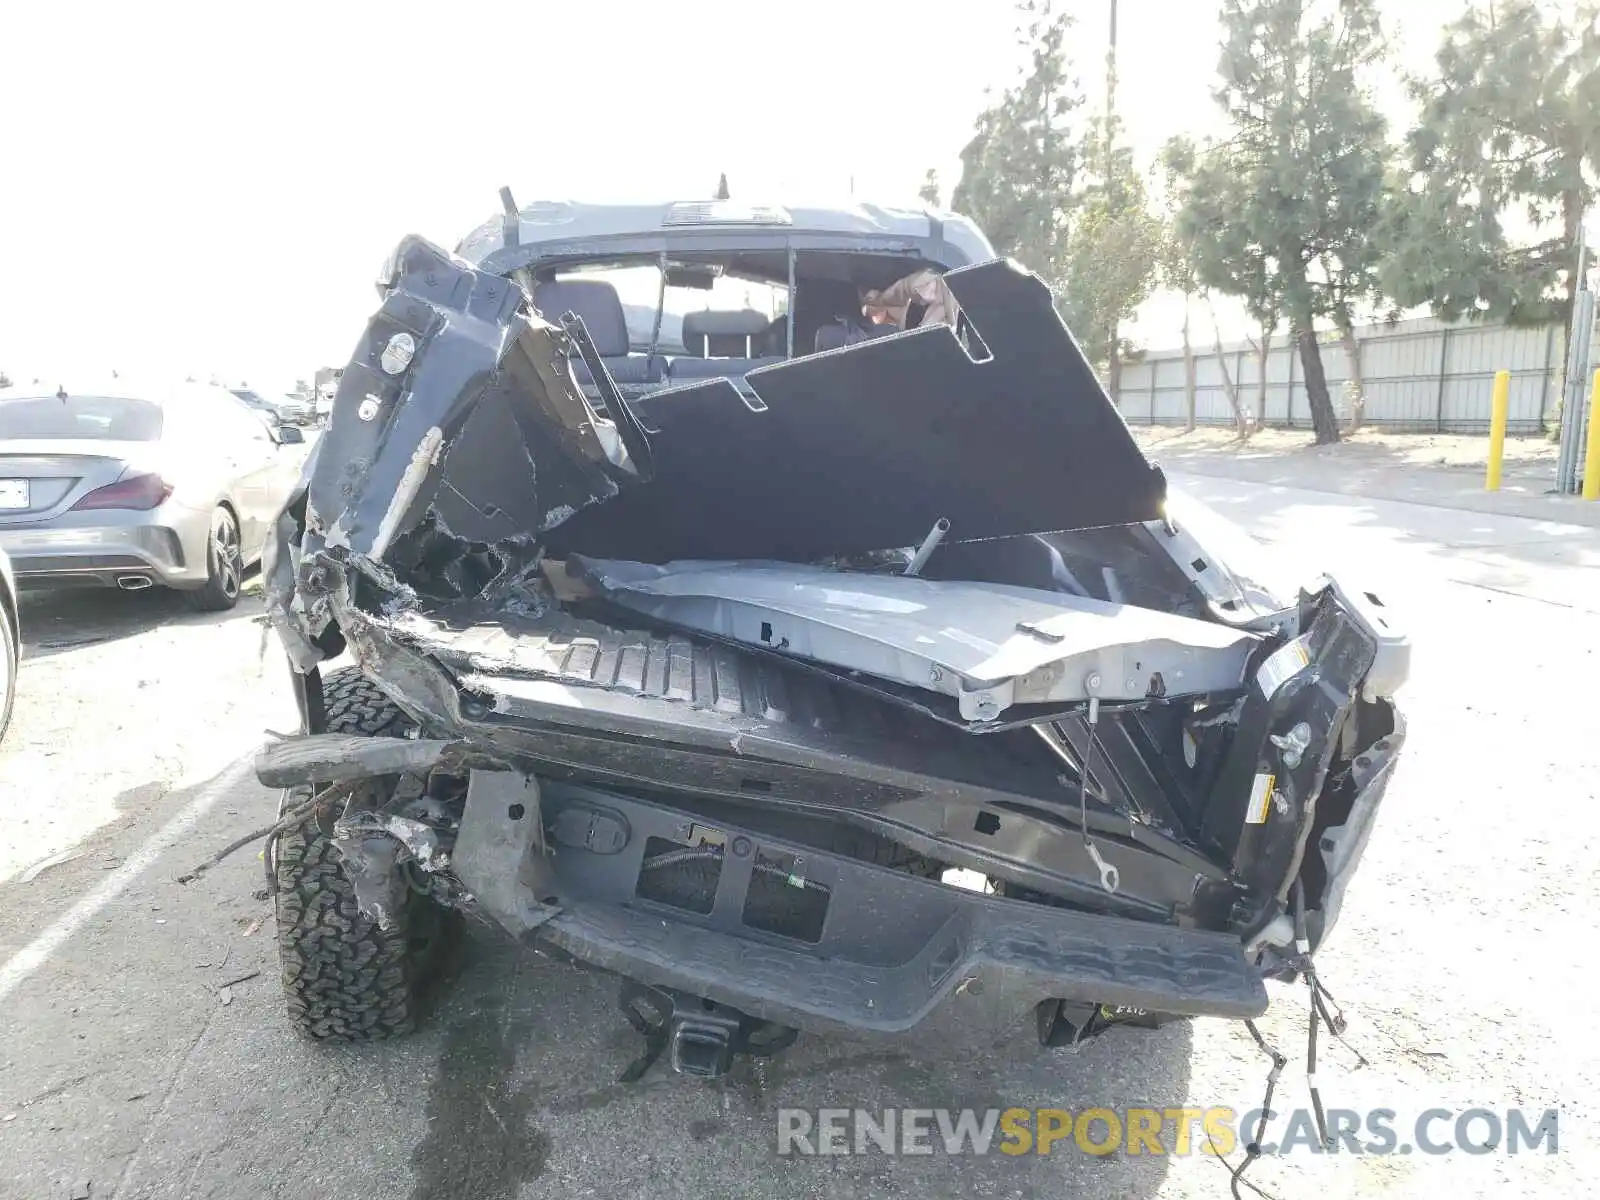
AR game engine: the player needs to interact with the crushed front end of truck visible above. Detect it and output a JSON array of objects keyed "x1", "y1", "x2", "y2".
[{"x1": 258, "y1": 234, "x2": 1407, "y2": 1076}]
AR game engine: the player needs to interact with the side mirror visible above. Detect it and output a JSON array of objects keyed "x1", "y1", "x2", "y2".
[{"x1": 275, "y1": 424, "x2": 305, "y2": 445}]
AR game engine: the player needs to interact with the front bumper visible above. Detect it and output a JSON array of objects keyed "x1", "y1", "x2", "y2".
[{"x1": 452, "y1": 772, "x2": 1269, "y2": 1036}]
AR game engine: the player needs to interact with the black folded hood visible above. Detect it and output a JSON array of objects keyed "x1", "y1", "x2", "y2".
[{"x1": 273, "y1": 236, "x2": 1166, "y2": 636}]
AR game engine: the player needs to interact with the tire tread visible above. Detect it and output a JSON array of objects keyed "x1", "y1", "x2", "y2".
[{"x1": 274, "y1": 667, "x2": 424, "y2": 1041}]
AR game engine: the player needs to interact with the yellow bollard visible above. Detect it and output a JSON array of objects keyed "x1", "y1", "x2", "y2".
[
  {"x1": 1584, "y1": 369, "x2": 1600, "y2": 501},
  {"x1": 1485, "y1": 369, "x2": 1510, "y2": 491}
]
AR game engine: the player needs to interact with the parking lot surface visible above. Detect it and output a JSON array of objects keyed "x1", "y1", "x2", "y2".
[{"x1": 1, "y1": 472, "x2": 1596, "y2": 1199}]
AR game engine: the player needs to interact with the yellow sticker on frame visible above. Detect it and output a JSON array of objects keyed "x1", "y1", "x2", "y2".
[{"x1": 1245, "y1": 772, "x2": 1276, "y2": 824}]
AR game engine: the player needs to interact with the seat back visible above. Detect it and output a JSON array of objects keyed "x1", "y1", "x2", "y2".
[
  {"x1": 680, "y1": 309, "x2": 770, "y2": 358},
  {"x1": 535, "y1": 277, "x2": 663, "y2": 392}
]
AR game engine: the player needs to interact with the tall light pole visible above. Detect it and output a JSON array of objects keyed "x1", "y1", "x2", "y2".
[
  {"x1": 1106, "y1": 0, "x2": 1118, "y2": 154},
  {"x1": 1104, "y1": 0, "x2": 1122, "y2": 402}
]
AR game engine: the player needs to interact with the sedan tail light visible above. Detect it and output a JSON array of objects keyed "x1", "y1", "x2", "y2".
[{"x1": 70, "y1": 472, "x2": 173, "y2": 512}]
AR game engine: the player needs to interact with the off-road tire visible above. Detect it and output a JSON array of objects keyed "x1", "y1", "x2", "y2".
[
  {"x1": 320, "y1": 670, "x2": 414, "y2": 739},
  {"x1": 273, "y1": 667, "x2": 444, "y2": 1041}
]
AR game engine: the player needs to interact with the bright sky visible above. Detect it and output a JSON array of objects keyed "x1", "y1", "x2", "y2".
[{"x1": 0, "y1": 0, "x2": 1557, "y2": 393}]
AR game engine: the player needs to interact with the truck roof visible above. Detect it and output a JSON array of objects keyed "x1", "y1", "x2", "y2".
[{"x1": 453, "y1": 196, "x2": 997, "y2": 278}]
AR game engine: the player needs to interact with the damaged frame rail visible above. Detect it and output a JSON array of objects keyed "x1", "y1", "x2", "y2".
[
  {"x1": 253, "y1": 559, "x2": 1402, "y2": 1048},
  {"x1": 252, "y1": 564, "x2": 1400, "y2": 1036},
  {"x1": 311, "y1": 573, "x2": 1256, "y2": 928},
  {"x1": 256, "y1": 733, "x2": 1271, "y2": 1039}
]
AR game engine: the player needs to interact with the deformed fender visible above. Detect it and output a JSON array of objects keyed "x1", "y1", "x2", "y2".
[{"x1": 263, "y1": 234, "x2": 649, "y2": 669}]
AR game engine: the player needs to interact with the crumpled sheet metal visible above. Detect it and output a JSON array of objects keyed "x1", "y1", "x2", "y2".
[
  {"x1": 265, "y1": 239, "x2": 1170, "y2": 678},
  {"x1": 306, "y1": 237, "x2": 639, "y2": 563},
  {"x1": 263, "y1": 235, "x2": 649, "y2": 663},
  {"x1": 573, "y1": 557, "x2": 1258, "y2": 723}
]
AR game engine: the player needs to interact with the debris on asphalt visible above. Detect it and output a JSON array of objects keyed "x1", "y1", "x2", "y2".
[
  {"x1": 17, "y1": 1074, "x2": 94, "y2": 1109},
  {"x1": 19, "y1": 848, "x2": 88, "y2": 882},
  {"x1": 218, "y1": 987, "x2": 233, "y2": 1007},
  {"x1": 240, "y1": 917, "x2": 263, "y2": 937},
  {"x1": 68, "y1": 1178, "x2": 91, "y2": 1199},
  {"x1": 176, "y1": 783, "x2": 348, "y2": 885},
  {"x1": 217, "y1": 969, "x2": 260, "y2": 990}
]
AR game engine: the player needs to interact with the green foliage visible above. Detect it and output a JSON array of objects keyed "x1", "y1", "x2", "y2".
[
  {"x1": 1381, "y1": 1, "x2": 1599, "y2": 325},
  {"x1": 918, "y1": 169, "x2": 942, "y2": 206},
  {"x1": 951, "y1": 0, "x2": 1082, "y2": 280},
  {"x1": 1154, "y1": 145, "x2": 1200, "y2": 300},
  {"x1": 951, "y1": 2, "x2": 1162, "y2": 387},
  {"x1": 1057, "y1": 121, "x2": 1164, "y2": 374},
  {"x1": 1168, "y1": 0, "x2": 1392, "y2": 443}
]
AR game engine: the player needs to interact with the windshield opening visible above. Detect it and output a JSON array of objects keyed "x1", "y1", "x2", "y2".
[
  {"x1": 537, "y1": 249, "x2": 950, "y2": 360},
  {"x1": 550, "y1": 261, "x2": 789, "y2": 356}
]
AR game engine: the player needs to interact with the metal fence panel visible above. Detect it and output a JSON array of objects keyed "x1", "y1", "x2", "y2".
[{"x1": 1119, "y1": 315, "x2": 1568, "y2": 434}]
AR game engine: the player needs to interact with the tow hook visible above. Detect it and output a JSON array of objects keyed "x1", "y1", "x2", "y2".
[{"x1": 618, "y1": 982, "x2": 798, "y2": 1081}]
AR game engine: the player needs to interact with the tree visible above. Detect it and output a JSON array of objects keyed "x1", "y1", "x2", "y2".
[
  {"x1": 1058, "y1": 121, "x2": 1163, "y2": 401},
  {"x1": 1158, "y1": 170, "x2": 1252, "y2": 440},
  {"x1": 952, "y1": 2, "x2": 1163, "y2": 395},
  {"x1": 1158, "y1": 148, "x2": 1212, "y2": 433},
  {"x1": 1381, "y1": 2, "x2": 1599, "y2": 330},
  {"x1": 918, "y1": 169, "x2": 943, "y2": 206},
  {"x1": 1166, "y1": 136, "x2": 1282, "y2": 433},
  {"x1": 0, "y1": 370, "x2": 11, "y2": 389},
  {"x1": 951, "y1": 0, "x2": 1082, "y2": 282},
  {"x1": 1244, "y1": 318, "x2": 1278, "y2": 429},
  {"x1": 1172, "y1": 0, "x2": 1392, "y2": 444},
  {"x1": 1062, "y1": 0, "x2": 1166, "y2": 403},
  {"x1": 1154, "y1": 205, "x2": 1200, "y2": 432},
  {"x1": 1207, "y1": 297, "x2": 1250, "y2": 433}
]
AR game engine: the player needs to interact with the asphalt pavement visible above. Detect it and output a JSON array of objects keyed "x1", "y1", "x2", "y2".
[{"x1": 1, "y1": 471, "x2": 1596, "y2": 1199}]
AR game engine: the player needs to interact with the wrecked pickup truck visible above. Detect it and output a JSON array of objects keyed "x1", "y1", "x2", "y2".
[{"x1": 257, "y1": 206, "x2": 1407, "y2": 1078}]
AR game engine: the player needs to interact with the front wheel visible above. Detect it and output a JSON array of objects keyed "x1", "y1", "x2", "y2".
[{"x1": 184, "y1": 505, "x2": 243, "y2": 612}]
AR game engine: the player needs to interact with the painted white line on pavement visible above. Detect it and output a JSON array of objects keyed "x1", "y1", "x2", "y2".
[{"x1": 0, "y1": 756, "x2": 254, "y2": 1004}]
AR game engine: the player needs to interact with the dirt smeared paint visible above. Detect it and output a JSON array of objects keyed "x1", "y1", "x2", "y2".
[{"x1": 409, "y1": 996, "x2": 550, "y2": 1200}]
